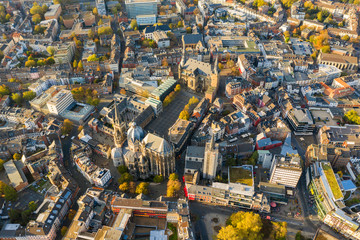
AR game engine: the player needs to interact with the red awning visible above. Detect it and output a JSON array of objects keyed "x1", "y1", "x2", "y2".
[{"x1": 270, "y1": 202, "x2": 277, "y2": 208}]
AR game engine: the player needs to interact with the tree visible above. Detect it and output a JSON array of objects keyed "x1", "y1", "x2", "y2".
[
  {"x1": 23, "y1": 91, "x2": 36, "y2": 101},
  {"x1": 46, "y1": 46, "x2": 55, "y2": 56},
  {"x1": 135, "y1": 182, "x2": 149, "y2": 194},
  {"x1": 78, "y1": 125, "x2": 83, "y2": 132},
  {"x1": 188, "y1": 96, "x2": 199, "y2": 105},
  {"x1": 4, "y1": 185, "x2": 18, "y2": 201},
  {"x1": 120, "y1": 89, "x2": 126, "y2": 95},
  {"x1": 0, "y1": 85, "x2": 10, "y2": 97},
  {"x1": 179, "y1": 110, "x2": 190, "y2": 120},
  {"x1": 93, "y1": 7, "x2": 98, "y2": 15},
  {"x1": 25, "y1": 60, "x2": 36, "y2": 67},
  {"x1": 53, "y1": 0, "x2": 61, "y2": 4},
  {"x1": 342, "y1": 35, "x2": 350, "y2": 41},
  {"x1": 194, "y1": 7, "x2": 200, "y2": 15},
  {"x1": 162, "y1": 58, "x2": 169, "y2": 67},
  {"x1": 167, "y1": 179, "x2": 181, "y2": 197},
  {"x1": 98, "y1": 18, "x2": 103, "y2": 26},
  {"x1": 61, "y1": 226, "x2": 68, "y2": 236},
  {"x1": 30, "y1": 3, "x2": 43, "y2": 15},
  {"x1": 272, "y1": 222, "x2": 287, "y2": 240},
  {"x1": 28, "y1": 201, "x2": 38, "y2": 212},
  {"x1": 295, "y1": 231, "x2": 305, "y2": 240},
  {"x1": 0, "y1": 181, "x2": 6, "y2": 194},
  {"x1": 217, "y1": 211, "x2": 263, "y2": 240},
  {"x1": 62, "y1": 119, "x2": 73, "y2": 135},
  {"x1": 98, "y1": 26, "x2": 113, "y2": 35},
  {"x1": 153, "y1": 175, "x2": 164, "y2": 183},
  {"x1": 32, "y1": 14, "x2": 42, "y2": 24},
  {"x1": 0, "y1": 159, "x2": 4, "y2": 171},
  {"x1": 118, "y1": 165, "x2": 128, "y2": 174},
  {"x1": 178, "y1": 21, "x2": 184, "y2": 28},
  {"x1": 9, "y1": 209, "x2": 21, "y2": 223},
  {"x1": 169, "y1": 173, "x2": 178, "y2": 181},
  {"x1": 88, "y1": 29, "x2": 95, "y2": 39},
  {"x1": 68, "y1": 209, "x2": 76, "y2": 221},
  {"x1": 175, "y1": 84, "x2": 181, "y2": 92},
  {"x1": 186, "y1": 27, "x2": 192, "y2": 33},
  {"x1": 218, "y1": 63, "x2": 224, "y2": 70},
  {"x1": 77, "y1": 60, "x2": 83, "y2": 71},
  {"x1": 111, "y1": 6, "x2": 118, "y2": 15},
  {"x1": 11, "y1": 93, "x2": 22, "y2": 105},
  {"x1": 321, "y1": 45, "x2": 331, "y2": 53},
  {"x1": 227, "y1": 60, "x2": 235, "y2": 68},
  {"x1": 130, "y1": 19, "x2": 138, "y2": 30},
  {"x1": 118, "y1": 172, "x2": 133, "y2": 184},
  {"x1": 73, "y1": 60, "x2": 78, "y2": 69},
  {"x1": 87, "y1": 54, "x2": 99, "y2": 62},
  {"x1": 119, "y1": 182, "x2": 129, "y2": 192}
]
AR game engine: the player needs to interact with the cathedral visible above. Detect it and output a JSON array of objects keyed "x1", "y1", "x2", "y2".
[{"x1": 118, "y1": 122, "x2": 176, "y2": 179}]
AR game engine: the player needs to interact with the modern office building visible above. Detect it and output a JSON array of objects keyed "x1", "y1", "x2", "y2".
[
  {"x1": 47, "y1": 89, "x2": 74, "y2": 115},
  {"x1": 269, "y1": 154, "x2": 302, "y2": 195},
  {"x1": 125, "y1": 0, "x2": 158, "y2": 18},
  {"x1": 287, "y1": 108, "x2": 315, "y2": 135}
]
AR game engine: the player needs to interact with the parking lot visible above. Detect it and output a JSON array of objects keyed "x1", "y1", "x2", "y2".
[
  {"x1": 145, "y1": 90, "x2": 195, "y2": 137},
  {"x1": 310, "y1": 109, "x2": 338, "y2": 126},
  {"x1": 13, "y1": 188, "x2": 44, "y2": 210}
]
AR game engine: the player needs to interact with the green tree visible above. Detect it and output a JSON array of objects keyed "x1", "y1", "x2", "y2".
[
  {"x1": 135, "y1": 182, "x2": 149, "y2": 194},
  {"x1": 153, "y1": 175, "x2": 164, "y2": 183},
  {"x1": 28, "y1": 201, "x2": 38, "y2": 212},
  {"x1": 118, "y1": 172, "x2": 133, "y2": 184},
  {"x1": 23, "y1": 91, "x2": 36, "y2": 101},
  {"x1": 11, "y1": 93, "x2": 22, "y2": 105},
  {"x1": 217, "y1": 211, "x2": 263, "y2": 240},
  {"x1": 9, "y1": 209, "x2": 21, "y2": 223},
  {"x1": 117, "y1": 165, "x2": 128, "y2": 174},
  {"x1": 295, "y1": 231, "x2": 305, "y2": 240},
  {"x1": 4, "y1": 185, "x2": 18, "y2": 201},
  {"x1": 119, "y1": 182, "x2": 129, "y2": 192}
]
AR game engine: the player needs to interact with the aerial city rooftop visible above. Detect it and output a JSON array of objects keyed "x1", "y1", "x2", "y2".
[{"x1": 0, "y1": 0, "x2": 360, "y2": 239}]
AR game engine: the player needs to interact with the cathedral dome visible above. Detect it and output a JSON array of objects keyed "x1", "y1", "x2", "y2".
[
  {"x1": 127, "y1": 122, "x2": 144, "y2": 143},
  {"x1": 111, "y1": 147, "x2": 122, "y2": 160}
]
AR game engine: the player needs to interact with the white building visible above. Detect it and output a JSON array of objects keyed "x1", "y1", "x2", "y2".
[
  {"x1": 125, "y1": 0, "x2": 158, "y2": 18},
  {"x1": 47, "y1": 89, "x2": 74, "y2": 115},
  {"x1": 96, "y1": 0, "x2": 107, "y2": 16},
  {"x1": 203, "y1": 135, "x2": 221, "y2": 180},
  {"x1": 145, "y1": 97, "x2": 163, "y2": 116},
  {"x1": 136, "y1": 14, "x2": 157, "y2": 25},
  {"x1": 270, "y1": 154, "x2": 302, "y2": 194}
]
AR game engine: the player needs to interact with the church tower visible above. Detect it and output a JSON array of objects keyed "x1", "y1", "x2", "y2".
[
  {"x1": 113, "y1": 100, "x2": 127, "y2": 148},
  {"x1": 203, "y1": 133, "x2": 222, "y2": 180}
]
